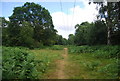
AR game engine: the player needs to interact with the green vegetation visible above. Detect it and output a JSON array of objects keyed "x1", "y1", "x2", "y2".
[
  {"x1": 2, "y1": 2, "x2": 57, "y2": 48},
  {"x1": 67, "y1": 53, "x2": 118, "y2": 79},
  {"x1": 67, "y1": 45, "x2": 119, "y2": 79},
  {"x1": 1, "y1": 2, "x2": 120, "y2": 47},
  {"x1": 2, "y1": 45, "x2": 120, "y2": 79},
  {"x1": 47, "y1": 45, "x2": 65, "y2": 50},
  {"x1": 30, "y1": 49, "x2": 62, "y2": 79},
  {"x1": 68, "y1": 45, "x2": 120, "y2": 58},
  {"x1": 2, "y1": 46, "x2": 37, "y2": 79},
  {"x1": 1, "y1": 1, "x2": 120, "y2": 79},
  {"x1": 55, "y1": 35, "x2": 68, "y2": 45},
  {"x1": 92, "y1": 2, "x2": 120, "y2": 45},
  {"x1": 2, "y1": 46, "x2": 63, "y2": 79}
]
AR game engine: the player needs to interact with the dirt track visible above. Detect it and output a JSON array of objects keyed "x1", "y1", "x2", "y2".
[{"x1": 45, "y1": 48, "x2": 68, "y2": 79}]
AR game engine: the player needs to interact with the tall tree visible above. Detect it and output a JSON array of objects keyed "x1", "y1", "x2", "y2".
[
  {"x1": 74, "y1": 22, "x2": 90, "y2": 45},
  {"x1": 74, "y1": 21, "x2": 107, "y2": 45},
  {"x1": 1, "y1": 17, "x2": 10, "y2": 46},
  {"x1": 9, "y1": 2, "x2": 57, "y2": 46},
  {"x1": 87, "y1": 20, "x2": 107, "y2": 45},
  {"x1": 90, "y1": 1, "x2": 120, "y2": 45}
]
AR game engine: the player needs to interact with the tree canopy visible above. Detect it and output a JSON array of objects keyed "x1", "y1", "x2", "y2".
[
  {"x1": 1, "y1": 2, "x2": 120, "y2": 47},
  {"x1": 2, "y1": 2, "x2": 57, "y2": 48},
  {"x1": 89, "y1": 1, "x2": 120, "y2": 45}
]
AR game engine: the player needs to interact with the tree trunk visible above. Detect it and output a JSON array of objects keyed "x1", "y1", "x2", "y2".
[
  {"x1": 107, "y1": 25, "x2": 111, "y2": 45},
  {"x1": 107, "y1": 2, "x2": 112, "y2": 45}
]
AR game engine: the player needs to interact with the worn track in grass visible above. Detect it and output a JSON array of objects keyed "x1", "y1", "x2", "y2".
[{"x1": 44, "y1": 48, "x2": 68, "y2": 79}]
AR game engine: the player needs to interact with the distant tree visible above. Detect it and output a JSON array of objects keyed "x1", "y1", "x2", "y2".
[
  {"x1": 87, "y1": 20, "x2": 107, "y2": 45},
  {"x1": 74, "y1": 22, "x2": 90, "y2": 45},
  {"x1": 55, "y1": 35, "x2": 63, "y2": 45},
  {"x1": 55, "y1": 34, "x2": 67, "y2": 45},
  {"x1": 62, "y1": 38, "x2": 68, "y2": 45},
  {"x1": 68, "y1": 34, "x2": 75, "y2": 45},
  {"x1": 74, "y1": 21, "x2": 107, "y2": 45}
]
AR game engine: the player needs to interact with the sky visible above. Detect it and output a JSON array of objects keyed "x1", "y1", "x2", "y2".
[{"x1": 0, "y1": 0, "x2": 98, "y2": 39}]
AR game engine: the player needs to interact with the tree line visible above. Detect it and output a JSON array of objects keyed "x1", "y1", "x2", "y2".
[
  {"x1": 68, "y1": 21, "x2": 107, "y2": 45},
  {"x1": 1, "y1": 2, "x2": 120, "y2": 48},
  {"x1": 68, "y1": 1, "x2": 120, "y2": 46}
]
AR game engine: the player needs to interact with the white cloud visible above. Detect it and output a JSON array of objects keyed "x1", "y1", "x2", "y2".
[{"x1": 51, "y1": 1, "x2": 98, "y2": 39}]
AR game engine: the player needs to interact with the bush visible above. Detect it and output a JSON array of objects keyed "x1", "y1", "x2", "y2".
[
  {"x1": 48, "y1": 45, "x2": 64, "y2": 50},
  {"x1": 68, "y1": 45, "x2": 100, "y2": 54},
  {"x1": 68, "y1": 45, "x2": 120, "y2": 59},
  {"x1": 98, "y1": 62, "x2": 118, "y2": 79},
  {"x1": 2, "y1": 47, "x2": 38, "y2": 79}
]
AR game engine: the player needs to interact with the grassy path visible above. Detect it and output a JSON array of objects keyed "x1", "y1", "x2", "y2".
[
  {"x1": 31, "y1": 47, "x2": 118, "y2": 79},
  {"x1": 44, "y1": 48, "x2": 69, "y2": 79},
  {"x1": 55, "y1": 54, "x2": 68, "y2": 79},
  {"x1": 56, "y1": 48, "x2": 68, "y2": 79},
  {"x1": 3, "y1": 46, "x2": 118, "y2": 79}
]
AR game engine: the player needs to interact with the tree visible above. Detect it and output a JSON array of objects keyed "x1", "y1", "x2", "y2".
[
  {"x1": 9, "y1": 2, "x2": 57, "y2": 46},
  {"x1": 74, "y1": 22, "x2": 90, "y2": 45},
  {"x1": 89, "y1": 1, "x2": 120, "y2": 45},
  {"x1": 55, "y1": 35, "x2": 63, "y2": 45},
  {"x1": 55, "y1": 34, "x2": 68, "y2": 45},
  {"x1": 19, "y1": 21, "x2": 34, "y2": 47},
  {"x1": 87, "y1": 20, "x2": 107, "y2": 45},
  {"x1": 1, "y1": 17, "x2": 9, "y2": 28},
  {"x1": 68, "y1": 34, "x2": 75, "y2": 45},
  {"x1": 1, "y1": 17, "x2": 10, "y2": 46},
  {"x1": 62, "y1": 38, "x2": 68, "y2": 45},
  {"x1": 74, "y1": 21, "x2": 107, "y2": 45}
]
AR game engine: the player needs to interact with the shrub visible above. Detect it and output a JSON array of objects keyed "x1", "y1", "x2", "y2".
[
  {"x1": 48, "y1": 45, "x2": 64, "y2": 50},
  {"x1": 2, "y1": 47, "x2": 38, "y2": 79},
  {"x1": 68, "y1": 45, "x2": 120, "y2": 59},
  {"x1": 98, "y1": 62, "x2": 118, "y2": 79}
]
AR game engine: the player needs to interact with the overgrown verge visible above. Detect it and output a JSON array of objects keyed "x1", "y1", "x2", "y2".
[
  {"x1": 68, "y1": 45, "x2": 120, "y2": 58},
  {"x1": 46, "y1": 45, "x2": 65, "y2": 50},
  {"x1": 2, "y1": 46, "x2": 38, "y2": 79},
  {"x1": 2, "y1": 46, "x2": 62, "y2": 79},
  {"x1": 30, "y1": 49, "x2": 62, "y2": 79},
  {"x1": 68, "y1": 45, "x2": 120, "y2": 79}
]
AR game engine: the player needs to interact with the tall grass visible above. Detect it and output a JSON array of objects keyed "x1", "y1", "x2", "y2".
[
  {"x1": 30, "y1": 49, "x2": 62, "y2": 79},
  {"x1": 68, "y1": 45, "x2": 120, "y2": 79}
]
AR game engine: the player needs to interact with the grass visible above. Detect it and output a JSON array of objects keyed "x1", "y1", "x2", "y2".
[
  {"x1": 2, "y1": 45, "x2": 119, "y2": 79},
  {"x1": 30, "y1": 49, "x2": 63, "y2": 79},
  {"x1": 2, "y1": 45, "x2": 65, "y2": 79},
  {"x1": 67, "y1": 45, "x2": 119, "y2": 79},
  {"x1": 67, "y1": 53, "x2": 118, "y2": 79}
]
